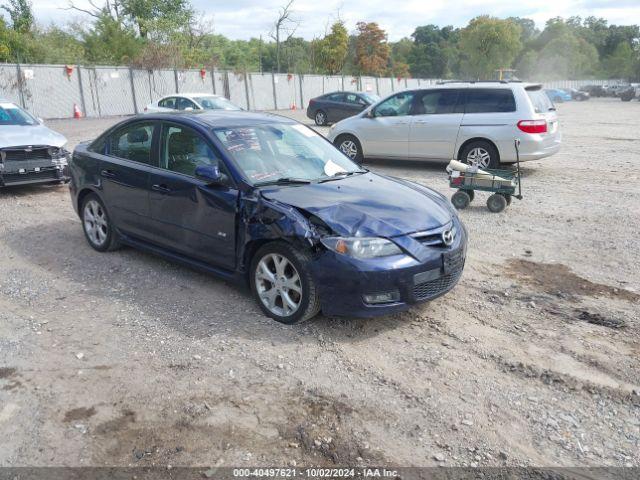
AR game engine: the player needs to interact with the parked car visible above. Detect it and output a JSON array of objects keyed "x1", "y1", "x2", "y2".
[
  {"x1": 68, "y1": 111, "x2": 466, "y2": 324},
  {"x1": 544, "y1": 89, "x2": 572, "y2": 103},
  {"x1": 145, "y1": 93, "x2": 242, "y2": 113},
  {"x1": 327, "y1": 82, "x2": 561, "y2": 169},
  {"x1": 306, "y1": 91, "x2": 380, "y2": 126},
  {"x1": 579, "y1": 85, "x2": 606, "y2": 97},
  {"x1": 562, "y1": 88, "x2": 589, "y2": 101},
  {"x1": 619, "y1": 86, "x2": 638, "y2": 102},
  {"x1": 0, "y1": 100, "x2": 69, "y2": 187},
  {"x1": 603, "y1": 84, "x2": 631, "y2": 97}
]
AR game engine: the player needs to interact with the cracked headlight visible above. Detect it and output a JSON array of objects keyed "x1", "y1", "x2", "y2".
[{"x1": 321, "y1": 237, "x2": 402, "y2": 259}]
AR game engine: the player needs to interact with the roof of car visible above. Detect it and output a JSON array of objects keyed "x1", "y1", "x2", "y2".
[
  {"x1": 160, "y1": 93, "x2": 223, "y2": 99},
  {"x1": 138, "y1": 110, "x2": 297, "y2": 128}
]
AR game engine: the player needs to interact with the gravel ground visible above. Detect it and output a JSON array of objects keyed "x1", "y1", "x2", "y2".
[{"x1": 1, "y1": 98, "x2": 639, "y2": 469}]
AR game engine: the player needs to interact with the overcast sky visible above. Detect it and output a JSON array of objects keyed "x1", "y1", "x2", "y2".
[{"x1": 25, "y1": 0, "x2": 640, "y2": 41}]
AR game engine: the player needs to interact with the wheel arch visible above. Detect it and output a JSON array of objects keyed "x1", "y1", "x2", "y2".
[
  {"x1": 457, "y1": 137, "x2": 501, "y2": 163},
  {"x1": 76, "y1": 187, "x2": 103, "y2": 217}
]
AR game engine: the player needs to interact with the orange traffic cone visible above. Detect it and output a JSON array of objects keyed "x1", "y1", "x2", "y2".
[
  {"x1": 73, "y1": 104, "x2": 83, "y2": 119},
  {"x1": 290, "y1": 103, "x2": 296, "y2": 110}
]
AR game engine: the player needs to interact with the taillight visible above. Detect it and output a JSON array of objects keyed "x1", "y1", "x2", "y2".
[{"x1": 517, "y1": 120, "x2": 547, "y2": 134}]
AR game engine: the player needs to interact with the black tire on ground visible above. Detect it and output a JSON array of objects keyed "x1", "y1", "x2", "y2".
[
  {"x1": 250, "y1": 241, "x2": 321, "y2": 325},
  {"x1": 81, "y1": 193, "x2": 121, "y2": 252},
  {"x1": 467, "y1": 189, "x2": 475, "y2": 202},
  {"x1": 451, "y1": 190, "x2": 471, "y2": 210},
  {"x1": 487, "y1": 193, "x2": 508, "y2": 213},
  {"x1": 459, "y1": 140, "x2": 500, "y2": 169},
  {"x1": 334, "y1": 134, "x2": 364, "y2": 164},
  {"x1": 314, "y1": 109, "x2": 327, "y2": 126}
]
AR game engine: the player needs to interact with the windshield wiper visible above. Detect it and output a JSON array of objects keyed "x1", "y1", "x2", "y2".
[
  {"x1": 318, "y1": 170, "x2": 367, "y2": 183},
  {"x1": 254, "y1": 177, "x2": 312, "y2": 187}
]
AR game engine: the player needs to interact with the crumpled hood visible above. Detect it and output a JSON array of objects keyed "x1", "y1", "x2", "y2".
[
  {"x1": 260, "y1": 172, "x2": 453, "y2": 237},
  {"x1": 0, "y1": 124, "x2": 67, "y2": 149}
]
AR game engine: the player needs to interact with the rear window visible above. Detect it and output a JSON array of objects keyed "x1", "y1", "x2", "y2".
[
  {"x1": 526, "y1": 89, "x2": 554, "y2": 113},
  {"x1": 464, "y1": 89, "x2": 516, "y2": 113}
]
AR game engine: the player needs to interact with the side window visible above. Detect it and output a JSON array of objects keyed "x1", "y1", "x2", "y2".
[
  {"x1": 176, "y1": 97, "x2": 197, "y2": 110},
  {"x1": 415, "y1": 90, "x2": 461, "y2": 115},
  {"x1": 465, "y1": 89, "x2": 516, "y2": 113},
  {"x1": 374, "y1": 91, "x2": 416, "y2": 117},
  {"x1": 109, "y1": 122, "x2": 155, "y2": 165},
  {"x1": 89, "y1": 136, "x2": 107, "y2": 154},
  {"x1": 345, "y1": 94, "x2": 359, "y2": 104},
  {"x1": 326, "y1": 93, "x2": 344, "y2": 102},
  {"x1": 161, "y1": 124, "x2": 223, "y2": 177},
  {"x1": 159, "y1": 97, "x2": 176, "y2": 109}
]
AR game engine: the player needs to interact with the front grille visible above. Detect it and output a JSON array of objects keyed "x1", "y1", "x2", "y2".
[
  {"x1": 413, "y1": 265, "x2": 463, "y2": 301},
  {"x1": 3, "y1": 147, "x2": 51, "y2": 162},
  {"x1": 2, "y1": 168, "x2": 60, "y2": 184}
]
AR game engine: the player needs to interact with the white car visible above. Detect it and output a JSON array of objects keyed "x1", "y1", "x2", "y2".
[
  {"x1": 144, "y1": 93, "x2": 242, "y2": 113},
  {"x1": 0, "y1": 100, "x2": 68, "y2": 187},
  {"x1": 327, "y1": 82, "x2": 561, "y2": 168}
]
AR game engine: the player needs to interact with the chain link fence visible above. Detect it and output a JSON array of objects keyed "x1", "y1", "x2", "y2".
[{"x1": 0, "y1": 63, "x2": 623, "y2": 119}]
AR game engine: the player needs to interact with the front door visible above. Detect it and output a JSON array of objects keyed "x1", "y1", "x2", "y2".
[
  {"x1": 357, "y1": 90, "x2": 417, "y2": 159},
  {"x1": 147, "y1": 122, "x2": 238, "y2": 270},
  {"x1": 409, "y1": 89, "x2": 464, "y2": 160},
  {"x1": 101, "y1": 121, "x2": 158, "y2": 240}
]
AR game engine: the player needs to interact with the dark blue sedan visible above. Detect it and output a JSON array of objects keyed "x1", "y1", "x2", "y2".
[{"x1": 68, "y1": 111, "x2": 466, "y2": 323}]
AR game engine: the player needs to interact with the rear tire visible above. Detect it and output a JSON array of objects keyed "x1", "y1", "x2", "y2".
[
  {"x1": 451, "y1": 190, "x2": 471, "y2": 210},
  {"x1": 250, "y1": 242, "x2": 321, "y2": 324},
  {"x1": 460, "y1": 140, "x2": 499, "y2": 169},
  {"x1": 487, "y1": 194, "x2": 507, "y2": 213},
  {"x1": 314, "y1": 110, "x2": 327, "y2": 126},
  {"x1": 335, "y1": 134, "x2": 364, "y2": 164},
  {"x1": 81, "y1": 193, "x2": 121, "y2": 252}
]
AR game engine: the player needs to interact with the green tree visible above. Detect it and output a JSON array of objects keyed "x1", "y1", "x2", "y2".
[
  {"x1": 314, "y1": 21, "x2": 348, "y2": 74},
  {"x1": 2, "y1": 0, "x2": 33, "y2": 33},
  {"x1": 458, "y1": 16, "x2": 522, "y2": 79},
  {"x1": 602, "y1": 42, "x2": 636, "y2": 79},
  {"x1": 408, "y1": 25, "x2": 458, "y2": 78}
]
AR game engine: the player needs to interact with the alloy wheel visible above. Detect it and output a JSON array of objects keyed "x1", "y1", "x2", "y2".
[
  {"x1": 83, "y1": 200, "x2": 108, "y2": 247},
  {"x1": 255, "y1": 253, "x2": 302, "y2": 317},
  {"x1": 339, "y1": 140, "x2": 358, "y2": 160},
  {"x1": 315, "y1": 111, "x2": 325, "y2": 125},
  {"x1": 466, "y1": 147, "x2": 491, "y2": 169}
]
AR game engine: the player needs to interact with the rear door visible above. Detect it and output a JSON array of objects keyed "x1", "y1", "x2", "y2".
[
  {"x1": 339, "y1": 93, "x2": 368, "y2": 121},
  {"x1": 323, "y1": 93, "x2": 346, "y2": 122},
  {"x1": 101, "y1": 121, "x2": 158, "y2": 240},
  {"x1": 357, "y1": 91, "x2": 416, "y2": 158},
  {"x1": 147, "y1": 122, "x2": 238, "y2": 269},
  {"x1": 409, "y1": 89, "x2": 464, "y2": 160}
]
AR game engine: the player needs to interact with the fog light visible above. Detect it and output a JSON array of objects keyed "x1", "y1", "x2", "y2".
[{"x1": 363, "y1": 290, "x2": 400, "y2": 305}]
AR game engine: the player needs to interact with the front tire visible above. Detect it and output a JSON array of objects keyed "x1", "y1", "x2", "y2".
[
  {"x1": 250, "y1": 242, "x2": 321, "y2": 324},
  {"x1": 451, "y1": 190, "x2": 471, "y2": 210},
  {"x1": 460, "y1": 141, "x2": 499, "y2": 169},
  {"x1": 81, "y1": 193, "x2": 121, "y2": 252},
  {"x1": 335, "y1": 134, "x2": 364, "y2": 164},
  {"x1": 487, "y1": 194, "x2": 508, "y2": 213}
]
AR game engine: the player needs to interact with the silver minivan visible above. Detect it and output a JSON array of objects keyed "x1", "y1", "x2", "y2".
[{"x1": 327, "y1": 82, "x2": 561, "y2": 168}]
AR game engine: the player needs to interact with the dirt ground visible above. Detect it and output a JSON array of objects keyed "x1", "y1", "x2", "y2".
[{"x1": 0, "y1": 99, "x2": 638, "y2": 469}]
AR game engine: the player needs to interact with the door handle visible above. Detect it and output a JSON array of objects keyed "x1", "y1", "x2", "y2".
[
  {"x1": 100, "y1": 169, "x2": 116, "y2": 178},
  {"x1": 151, "y1": 183, "x2": 171, "y2": 194}
]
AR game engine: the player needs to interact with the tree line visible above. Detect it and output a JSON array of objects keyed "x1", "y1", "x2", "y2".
[{"x1": 1, "y1": 0, "x2": 639, "y2": 81}]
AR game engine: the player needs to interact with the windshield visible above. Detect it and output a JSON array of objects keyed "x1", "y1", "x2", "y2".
[
  {"x1": 0, "y1": 102, "x2": 38, "y2": 126},
  {"x1": 194, "y1": 96, "x2": 241, "y2": 111},
  {"x1": 361, "y1": 93, "x2": 380, "y2": 104},
  {"x1": 213, "y1": 123, "x2": 363, "y2": 185}
]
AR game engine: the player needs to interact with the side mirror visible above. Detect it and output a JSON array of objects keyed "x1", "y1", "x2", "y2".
[
  {"x1": 195, "y1": 164, "x2": 228, "y2": 186},
  {"x1": 365, "y1": 109, "x2": 375, "y2": 118}
]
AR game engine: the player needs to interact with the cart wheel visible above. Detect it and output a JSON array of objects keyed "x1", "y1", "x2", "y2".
[
  {"x1": 504, "y1": 194, "x2": 512, "y2": 206},
  {"x1": 466, "y1": 190, "x2": 475, "y2": 202},
  {"x1": 452, "y1": 190, "x2": 471, "y2": 210},
  {"x1": 487, "y1": 194, "x2": 507, "y2": 213}
]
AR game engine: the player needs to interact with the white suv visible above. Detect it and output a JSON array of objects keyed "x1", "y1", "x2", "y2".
[{"x1": 327, "y1": 82, "x2": 561, "y2": 168}]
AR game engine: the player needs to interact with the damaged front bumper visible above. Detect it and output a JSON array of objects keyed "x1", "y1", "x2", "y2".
[
  {"x1": 311, "y1": 222, "x2": 467, "y2": 317},
  {"x1": 0, "y1": 147, "x2": 70, "y2": 187}
]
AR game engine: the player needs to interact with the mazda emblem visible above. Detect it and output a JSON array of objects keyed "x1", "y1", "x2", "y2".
[{"x1": 442, "y1": 230, "x2": 454, "y2": 246}]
